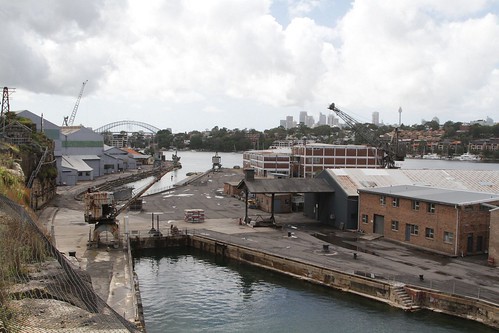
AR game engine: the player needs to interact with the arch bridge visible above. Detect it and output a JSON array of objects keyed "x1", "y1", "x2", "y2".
[{"x1": 94, "y1": 120, "x2": 162, "y2": 134}]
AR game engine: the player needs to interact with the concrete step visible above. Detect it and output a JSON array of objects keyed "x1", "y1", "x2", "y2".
[{"x1": 393, "y1": 285, "x2": 419, "y2": 310}]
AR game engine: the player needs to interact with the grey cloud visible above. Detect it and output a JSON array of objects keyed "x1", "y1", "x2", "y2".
[{"x1": 0, "y1": 0, "x2": 110, "y2": 95}]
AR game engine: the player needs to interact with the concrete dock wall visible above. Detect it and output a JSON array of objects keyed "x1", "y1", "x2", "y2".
[
  {"x1": 130, "y1": 234, "x2": 499, "y2": 329},
  {"x1": 406, "y1": 287, "x2": 498, "y2": 328},
  {"x1": 189, "y1": 235, "x2": 393, "y2": 303}
]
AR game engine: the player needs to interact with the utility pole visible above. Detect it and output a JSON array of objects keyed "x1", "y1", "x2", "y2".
[{"x1": 1, "y1": 87, "x2": 15, "y2": 131}]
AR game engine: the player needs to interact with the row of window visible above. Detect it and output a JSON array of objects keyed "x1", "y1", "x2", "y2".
[
  {"x1": 379, "y1": 195, "x2": 484, "y2": 212},
  {"x1": 380, "y1": 196, "x2": 436, "y2": 213},
  {"x1": 393, "y1": 222, "x2": 453, "y2": 243},
  {"x1": 362, "y1": 215, "x2": 454, "y2": 244}
]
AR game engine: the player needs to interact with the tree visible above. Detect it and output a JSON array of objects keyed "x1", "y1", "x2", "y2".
[
  {"x1": 156, "y1": 129, "x2": 173, "y2": 149},
  {"x1": 427, "y1": 120, "x2": 440, "y2": 131},
  {"x1": 189, "y1": 134, "x2": 203, "y2": 149}
]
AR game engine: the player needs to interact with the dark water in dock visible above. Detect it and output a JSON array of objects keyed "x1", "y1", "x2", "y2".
[{"x1": 134, "y1": 248, "x2": 496, "y2": 333}]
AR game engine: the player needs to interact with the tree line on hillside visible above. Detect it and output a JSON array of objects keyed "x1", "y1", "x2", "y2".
[{"x1": 113, "y1": 121, "x2": 499, "y2": 160}]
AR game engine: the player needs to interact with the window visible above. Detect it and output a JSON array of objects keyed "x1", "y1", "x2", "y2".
[
  {"x1": 408, "y1": 224, "x2": 419, "y2": 235},
  {"x1": 380, "y1": 195, "x2": 386, "y2": 205},
  {"x1": 427, "y1": 203, "x2": 435, "y2": 213},
  {"x1": 412, "y1": 200, "x2": 420, "y2": 211},
  {"x1": 392, "y1": 197, "x2": 400, "y2": 207},
  {"x1": 391, "y1": 220, "x2": 399, "y2": 231},
  {"x1": 362, "y1": 214, "x2": 368, "y2": 224},
  {"x1": 425, "y1": 227, "x2": 434, "y2": 239},
  {"x1": 444, "y1": 231, "x2": 454, "y2": 244}
]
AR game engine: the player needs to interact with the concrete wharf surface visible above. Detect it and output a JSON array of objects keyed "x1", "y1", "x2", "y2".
[{"x1": 39, "y1": 167, "x2": 499, "y2": 329}]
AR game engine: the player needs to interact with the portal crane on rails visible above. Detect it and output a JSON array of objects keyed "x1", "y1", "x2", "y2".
[
  {"x1": 63, "y1": 80, "x2": 88, "y2": 126},
  {"x1": 84, "y1": 164, "x2": 177, "y2": 247},
  {"x1": 328, "y1": 103, "x2": 405, "y2": 168}
]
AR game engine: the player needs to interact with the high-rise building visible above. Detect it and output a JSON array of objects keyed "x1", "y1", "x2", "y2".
[
  {"x1": 299, "y1": 111, "x2": 307, "y2": 125},
  {"x1": 327, "y1": 114, "x2": 335, "y2": 126},
  {"x1": 318, "y1": 113, "x2": 327, "y2": 126},
  {"x1": 372, "y1": 111, "x2": 380, "y2": 126},
  {"x1": 286, "y1": 116, "x2": 294, "y2": 129},
  {"x1": 305, "y1": 115, "x2": 315, "y2": 127}
]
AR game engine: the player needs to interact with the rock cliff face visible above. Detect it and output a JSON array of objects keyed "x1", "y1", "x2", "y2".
[
  {"x1": 0, "y1": 143, "x2": 29, "y2": 205},
  {"x1": 20, "y1": 139, "x2": 58, "y2": 209},
  {"x1": 0, "y1": 139, "x2": 57, "y2": 209}
]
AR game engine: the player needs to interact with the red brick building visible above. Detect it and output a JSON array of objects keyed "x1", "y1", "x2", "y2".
[
  {"x1": 242, "y1": 149, "x2": 292, "y2": 177},
  {"x1": 243, "y1": 144, "x2": 383, "y2": 179},
  {"x1": 291, "y1": 144, "x2": 382, "y2": 178},
  {"x1": 358, "y1": 185, "x2": 499, "y2": 257},
  {"x1": 489, "y1": 208, "x2": 499, "y2": 266}
]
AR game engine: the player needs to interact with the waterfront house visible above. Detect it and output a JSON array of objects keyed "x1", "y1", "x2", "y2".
[{"x1": 357, "y1": 185, "x2": 499, "y2": 257}]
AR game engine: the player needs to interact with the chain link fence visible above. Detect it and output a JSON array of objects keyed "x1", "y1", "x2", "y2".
[{"x1": 0, "y1": 195, "x2": 140, "y2": 332}]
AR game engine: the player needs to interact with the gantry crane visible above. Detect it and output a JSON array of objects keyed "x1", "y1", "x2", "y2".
[
  {"x1": 328, "y1": 103, "x2": 405, "y2": 168},
  {"x1": 63, "y1": 80, "x2": 88, "y2": 126}
]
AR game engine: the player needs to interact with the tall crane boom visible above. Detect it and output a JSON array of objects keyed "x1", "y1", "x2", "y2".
[
  {"x1": 63, "y1": 80, "x2": 88, "y2": 126},
  {"x1": 328, "y1": 103, "x2": 405, "y2": 168}
]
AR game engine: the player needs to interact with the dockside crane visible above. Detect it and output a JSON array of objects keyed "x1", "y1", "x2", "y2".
[
  {"x1": 63, "y1": 80, "x2": 88, "y2": 126},
  {"x1": 83, "y1": 164, "x2": 177, "y2": 247},
  {"x1": 328, "y1": 103, "x2": 405, "y2": 168}
]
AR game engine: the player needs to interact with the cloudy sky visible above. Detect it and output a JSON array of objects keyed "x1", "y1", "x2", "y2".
[{"x1": 2, "y1": 0, "x2": 499, "y2": 133}]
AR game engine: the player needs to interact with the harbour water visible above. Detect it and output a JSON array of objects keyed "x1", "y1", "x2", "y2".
[
  {"x1": 134, "y1": 151, "x2": 499, "y2": 196},
  {"x1": 132, "y1": 152, "x2": 498, "y2": 332},
  {"x1": 134, "y1": 248, "x2": 496, "y2": 333}
]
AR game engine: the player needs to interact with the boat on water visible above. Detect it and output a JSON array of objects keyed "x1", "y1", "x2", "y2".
[
  {"x1": 422, "y1": 153, "x2": 440, "y2": 160},
  {"x1": 457, "y1": 152, "x2": 480, "y2": 161}
]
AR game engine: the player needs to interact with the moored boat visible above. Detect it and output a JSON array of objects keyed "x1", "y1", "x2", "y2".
[{"x1": 458, "y1": 152, "x2": 480, "y2": 161}]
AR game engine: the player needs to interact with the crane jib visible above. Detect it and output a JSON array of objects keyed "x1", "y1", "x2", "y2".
[{"x1": 327, "y1": 102, "x2": 405, "y2": 168}]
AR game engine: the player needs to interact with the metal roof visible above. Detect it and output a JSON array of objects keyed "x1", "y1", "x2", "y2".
[
  {"x1": 324, "y1": 169, "x2": 499, "y2": 196},
  {"x1": 359, "y1": 185, "x2": 499, "y2": 205},
  {"x1": 71, "y1": 155, "x2": 101, "y2": 160},
  {"x1": 238, "y1": 178, "x2": 333, "y2": 194},
  {"x1": 61, "y1": 156, "x2": 93, "y2": 172}
]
